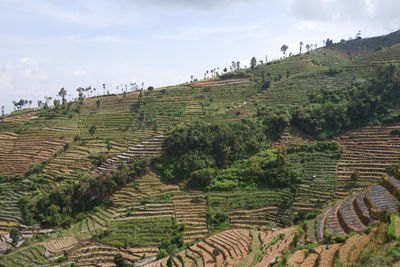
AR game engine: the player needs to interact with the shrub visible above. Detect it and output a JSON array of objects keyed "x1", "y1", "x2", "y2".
[
  {"x1": 25, "y1": 163, "x2": 45, "y2": 177},
  {"x1": 305, "y1": 212, "x2": 318, "y2": 220},
  {"x1": 114, "y1": 253, "x2": 128, "y2": 267},
  {"x1": 388, "y1": 214, "x2": 397, "y2": 241},
  {"x1": 206, "y1": 208, "x2": 228, "y2": 230},
  {"x1": 386, "y1": 248, "x2": 400, "y2": 261},
  {"x1": 334, "y1": 236, "x2": 346, "y2": 243},
  {"x1": 63, "y1": 143, "x2": 70, "y2": 151}
]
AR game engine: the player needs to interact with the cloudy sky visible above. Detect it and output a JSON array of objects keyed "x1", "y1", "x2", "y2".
[{"x1": 0, "y1": 0, "x2": 399, "y2": 113}]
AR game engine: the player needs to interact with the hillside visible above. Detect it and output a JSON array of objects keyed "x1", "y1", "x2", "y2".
[{"x1": 1, "y1": 30, "x2": 400, "y2": 267}]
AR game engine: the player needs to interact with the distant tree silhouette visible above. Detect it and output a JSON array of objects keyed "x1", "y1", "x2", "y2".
[
  {"x1": 58, "y1": 88, "x2": 67, "y2": 104},
  {"x1": 89, "y1": 125, "x2": 97, "y2": 138},
  {"x1": 299, "y1": 41, "x2": 304, "y2": 54},
  {"x1": 53, "y1": 99, "x2": 61, "y2": 113},
  {"x1": 306, "y1": 44, "x2": 311, "y2": 53},
  {"x1": 250, "y1": 57, "x2": 257, "y2": 71},
  {"x1": 281, "y1": 44, "x2": 288, "y2": 57}
]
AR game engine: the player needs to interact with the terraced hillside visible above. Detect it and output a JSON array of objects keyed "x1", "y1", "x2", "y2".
[
  {"x1": 2, "y1": 30, "x2": 400, "y2": 266},
  {"x1": 208, "y1": 188, "x2": 293, "y2": 229},
  {"x1": 276, "y1": 142, "x2": 340, "y2": 219},
  {"x1": 336, "y1": 123, "x2": 400, "y2": 198},
  {"x1": 148, "y1": 227, "x2": 297, "y2": 267},
  {"x1": 314, "y1": 176, "x2": 400, "y2": 241}
]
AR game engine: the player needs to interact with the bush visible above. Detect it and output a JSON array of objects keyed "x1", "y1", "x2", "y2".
[
  {"x1": 25, "y1": 163, "x2": 45, "y2": 177},
  {"x1": 305, "y1": 212, "x2": 318, "y2": 220},
  {"x1": 388, "y1": 214, "x2": 397, "y2": 241},
  {"x1": 63, "y1": 143, "x2": 70, "y2": 151},
  {"x1": 334, "y1": 236, "x2": 346, "y2": 243},
  {"x1": 206, "y1": 208, "x2": 228, "y2": 230},
  {"x1": 386, "y1": 248, "x2": 400, "y2": 261}
]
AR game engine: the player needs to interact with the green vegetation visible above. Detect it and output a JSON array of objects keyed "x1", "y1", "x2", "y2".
[
  {"x1": 388, "y1": 214, "x2": 398, "y2": 241},
  {"x1": 292, "y1": 64, "x2": 400, "y2": 138},
  {"x1": 155, "y1": 119, "x2": 299, "y2": 191},
  {"x1": 20, "y1": 159, "x2": 147, "y2": 226},
  {"x1": 97, "y1": 217, "x2": 182, "y2": 248},
  {"x1": 2, "y1": 29, "x2": 400, "y2": 267}
]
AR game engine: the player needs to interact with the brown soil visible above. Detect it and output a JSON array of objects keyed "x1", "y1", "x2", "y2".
[
  {"x1": 255, "y1": 226, "x2": 296, "y2": 267},
  {"x1": 287, "y1": 249, "x2": 306, "y2": 266},
  {"x1": 319, "y1": 243, "x2": 341, "y2": 267}
]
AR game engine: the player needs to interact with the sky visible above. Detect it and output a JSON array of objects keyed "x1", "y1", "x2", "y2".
[{"x1": 0, "y1": 0, "x2": 399, "y2": 114}]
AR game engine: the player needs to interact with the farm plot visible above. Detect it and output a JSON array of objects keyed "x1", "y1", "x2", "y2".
[
  {"x1": 286, "y1": 148, "x2": 339, "y2": 214},
  {"x1": 208, "y1": 188, "x2": 293, "y2": 228},
  {"x1": 97, "y1": 217, "x2": 179, "y2": 248},
  {"x1": 0, "y1": 136, "x2": 70, "y2": 176},
  {"x1": 336, "y1": 123, "x2": 400, "y2": 198},
  {"x1": 173, "y1": 192, "x2": 208, "y2": 243}
]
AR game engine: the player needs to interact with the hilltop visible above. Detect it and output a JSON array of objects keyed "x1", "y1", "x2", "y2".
[{"x1": 0, "y1": 29, "x2": 400, "y2": 266}]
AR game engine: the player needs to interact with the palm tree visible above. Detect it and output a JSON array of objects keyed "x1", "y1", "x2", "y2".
[
  {"x1": 281, "y1": 44, "x2": 288, "y2": 57},
  {"x1": 306, "y1": 44, "x2": 311, "y2": 53}
]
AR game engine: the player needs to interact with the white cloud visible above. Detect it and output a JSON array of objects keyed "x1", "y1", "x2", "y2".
[
  {"x1": 3, "y1": 0, "x2": 140, "y2": 29},
  {"x1": 288, "y1": 0, "x2": 400, "y2": 33},
  {"x1": 117, "y1": 0, "x2": 257, "y2": 10},
  {"x1": 158, "y1": 24, "x2": 263, "y2": 41},
  {"x1": 72, "y1": 70, "x2": 87, "y2": 78}
]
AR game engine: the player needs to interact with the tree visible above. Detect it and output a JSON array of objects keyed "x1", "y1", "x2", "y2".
[
  {"x1": 261, "y1": 69, "x2": 265, "y2": 83},
  {"x1": 299, "y1": 41, "x2": 304, "y2": 54},
  {"x1": 89, "y1": 125, "x2": 97, "y2": 137},
  {"x1": 148, "y1": 86, "x2": 154, "y2": 92},
  {"x1": 286, "y1": 70, "x2": 290, "y2": 78},
  {"x1": 102, "y1": 83, "x2": 106, "y2": 96},
  {"x1": 96, "y1": 100, "x2": 101, "y2": 109},
  {"x1": 350, "y1": 170, "x2": 360, "y2": 186},
  {"x1": 356, "y1": 30, "x2": 362, "y2": 40},
  {"x1": 53, "y1": 99, "x2": 61, "y2": 113},
  {"x1": 1, "y1": 105, "x2": 4, "y2": 119},
  {"x1": 105, "y1": 138, "x2": 112, "y2": 153},
  {"x1": 250, "y1": 57, "x2": 257, "y2": 71},
  {"x1": 281, "y1": 44, "x2": 288, "y2": 57},
  {"x1": 212, "y1": 247, "x2": 221, "y2": 259},
  {"x1": 58, "y1": 88, "x2": 67, "y2": 104},
  {"x1": 10, "y1": 227, "x2": 20, "y2": 247},
  {"x1": 113, "y1": 253, "x2": 128, "y2": 267},
  {"x1": 44, "y1": 96, "x2": 52, "y2": 105},
  {"x1": 231, "y1": 61, "x2": 237, "y2": 71},
  {"x1": 305, "y1": 44, "x2": 311, "y2": 53},
  {"x1": 166, "y1": 257, "x2": 173, "y2": 267},
  {"x1": 223, "y1": 67, "x2": 227, "y2": 73}
]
